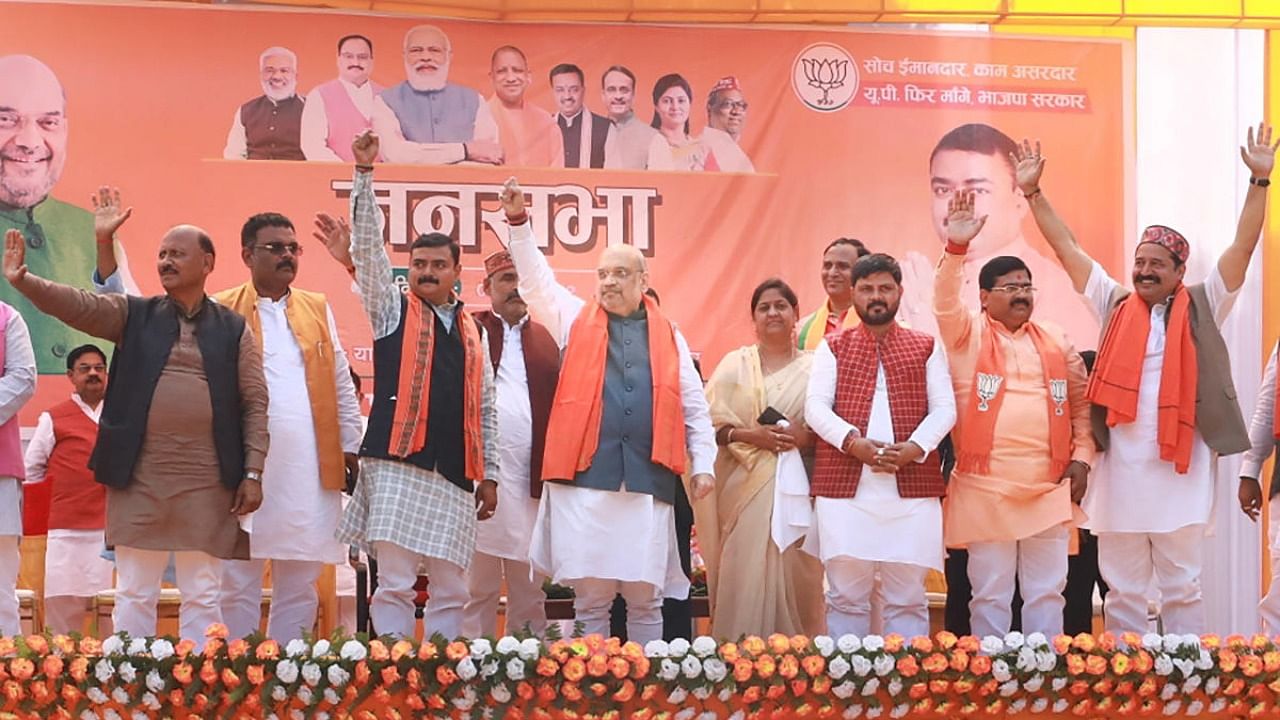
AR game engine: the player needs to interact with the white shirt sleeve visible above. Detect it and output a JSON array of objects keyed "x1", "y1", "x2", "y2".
[
  {"x1": 1241, "y1": 344, "x2": 1278, "y2": 480},
  {"x1": 22, "y1": 411, "x2": 54, "y2": 485},
  {"x1": 0, "y1": 313, "x2": 35, "y2": 427},
  {"x1": 805, "y1": 340, "x2": 858, "y2": 448},
  {"x1": 326, "y1": 304, "x2": 364, "y2": 453},
  {"x1": 907, "y1": 339, "x2": 958, "y2": 456},
  {"x1": 300, "y1": 89, "x2": 343, "y2": 162},
  {"x1": 1201, "y1": 263, "x2": 1241, "y2": 327},
  {"x1": 370, "y1": 96, "x2": 466, "y2": 165},
  {"x1": 1082, "y1": 260, "x2": 1123, "y2": 320},
  {"x1": 503, "y1": 221, "x2": 585, "y2": 348},
  {"x1": 223, "y1": 108, "x2": 248, "y2": 160},
  {"x1": 674, "y1": 329, "x2": 715, "y2": 477}
]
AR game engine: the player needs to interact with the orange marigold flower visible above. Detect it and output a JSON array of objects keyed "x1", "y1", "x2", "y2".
[
  {"x1": 720, "y1": 642, "x2": 740, "y2": 662},
  {"x1": 742, "y1": 636, "x2": 767, "y2": 656},
  {"x1": 1221, "y1": 649, "x2": 1239, "y2": 673},
  {"x1": 802, "y1": 654, "x2": 826, "y2": 677},
  {"x1": 8, "y1": 658, "x2": 32, "y2": 682},
  {"x1": 587, "y1": 654, "x2": 609, "y2": 677},
  {"x1": 791, "y1": 635, "x2": 812, "y2": 653},
  {"x1": 203, "y1": 637, "x2": 225, "y2": 657},
  {"x1": 620, "y1": 641, "x2": 643, "y2": 661},
  {"x1": 755, "y1": 655, "x2": 776, "y2": 678},
  {"x1": 608, "y1": 657, "x2": 630, "y2": 679},
  {"x1": 537, "y1": 657, "x2": 560, "y2": 677},
  {"x1": 549, "y1": 640, "x2": 570, "y2": 662},
  {"x1": 779, "y1": 654, "x2": 800, "y2": 679},
  {"x1": 564, "y1": 657, "x2": 587, "y2": 682},
  {"x1": 445, "y1": 641, "x2": 469, "y2": 661},
  {"x1": 1097, "y1": 633, "x2": 1117, "y2": 652},
  {"x1": 50, "y1": 635, "x2": 74, "y2": 655},
  {"x1": 640, "y1": 684, "x2": 658, "y2": 701},
  {"x1": 1252, "y1": 634, "x2": 1271, "y2": 650},
  {"x1": 957, "y1": 635, "x2": 981, "y2": 653},
  {"x1": 922, "y1": 653, "x2": 947, "y2": 674},
  {"x1": 791, "y1": 679, "x2": 809, "y2": 696},
  {"x1": 380, "y1": 666, "x2": 401, "y2": 685},
  {"x1": 227, "y1": 638, "x2": 249, "y2": 660},
  {"x1": 1133, "y1": 650, "x2": 1154, "y2": 674},
  {"x1": 246, "y1": 664, "x2": 265, "y2": 685},
  {"x1": 369, "y1": 639, "x2": 390, "y2": 662},
  {"x1": 406, "y1": 668, "x2": 422, "y2": 690},
  {"x1": 911, "y1": 636, "x2": 933, "y2": 653},
  {"x1": 171, "y1": 662, "x2": 193, "y2": 684},
  {"x1": 562, "y1": 682, "x2": 584, "y2": 702},
  {"x1": 1085, "y1": 655, "x2": 1107, "y2": 676},
  {"x1": 193, "y1": 692, "x2": 209, "y2": 710},
  {"x1": 2, "y1": 681, "x2": 22, "y2": 701},
  {"x1": 1137, "y1": 678, "x2": 1158, "y2": 697},
  {"x1": 629, "y1": 710, "x2": 652, "y2": 720},
  {"x1": 1069, "y1": 680, "x2": 1089, "y2": 697},
  {"x1": 355, "y1": 660, "x2": 372, "y2": 684},
  {"x1": 954, "y1": 679, "x2": 975, "y2": 694},
  {"x1": 1071, "y1": 634, "x2": 1096, "y2": 653},
  {"x1": 585, "y1": 635, "x2": 606, "y2": 653},
  {"x1": 733, "y1": 658, "x2": 754, "y2": 682},
  {"x1": 1243, "y1": 655, "x2": 1265, "y2": 678},
  {"x1": 1227, "y1": 634, "x2": 1248, "y2": 650},
  {"x1": 221, "y1": 667, "x2": 242, "y2": 689},
  {"x1": 1201, "y1": 634, "x2": 1221, "y2": 649},
  {"x1": 766, "y1": 684, "x2": 786, "y2": 700},
  {"x1": 40, "y1": 655, "x2": 62, "y2": 678},
  {"x1": 1227, "y1": 678, "x2": 1247, "y2": 696},
  {"x1": 613, "y1": 680, "x2": 635, "y2": 703},
  {"x1": 390, "y1": 639, "x2": 414, "y2": 662},
  {"x1": 896, "y1": 656, "x2": 920, "y2": 678},
  {"x1": 570, "y1": 639, "x2": 590, "y2": 657},
  {"x1": 255, "y1": 639, "x2": 280, "y2": 661},
  {"x1": 1110, "y1": 653, "x2": 1131, "y2": 674},
  {"x1": 742, "y1": 686, "x2": 762, "y2": 704},
  {"x1": 200, "y1": 663, "x2": 219, "y2": 685},
  {"x1": 1092, "y1": 679, "x2": 1114, "y2": 695},
  {"x1": 908, "y1": 682, "x2": 929, "y2": 701},
  {"x1": 884, "y1": 634, "x2": 904, "y2": 653},
  {"x1": 929, "y1": 679, "x2": 950, "y2": 694},
  {"x1": 537, "y1": 685, "x2": 557, "y2": 703},
  {"x1": 812, "y1": 675, "x2": 832, "y2": 694},
  {"x1": 978, "y1": 679, "x2": 998, "y2": 696},
  {"x1": 22, "y1": 635, "x2": 48, "y2": 656},
  {"x1": 935, "y1": 631, "x2": 958, "y2": 650},
  {"x1": 436, "y1": 665, "x2": 458, "y2": 686},
  {"x1": 1051, "y1": 634, "x2": 1072, "y2": 655},
  {"x1": 1264, "y1": 651, "x2": 1280, "y2": 673},
  {"x1": 969, "y1": 655, "x2": 992, "y2": 675},
  {"x1": 417, "y1": 642, "x2": 438, "y2": 661},
  {"x1": 630, "y1": 656, "x2": 650, "y2": 679},
  {"x1": 1065, "y1": 654, "x2": 1086, "y2": 676},
  {"x1": 950, "y1": 650, "x2": 970, "y2": 672},
  {"x1": 767, "y1": 634, "x2": 791, "y2": 655},
  {"x1": 204, "y1": 622, "x2": 229, "y2": 640}
]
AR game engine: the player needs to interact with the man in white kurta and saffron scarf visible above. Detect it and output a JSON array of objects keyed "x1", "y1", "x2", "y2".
[
  {"x1": 214, "y1": 212, "x2": 363, "y2": 642},
  {"x1": 498, "y1": 178, "x2": 716, "y2": 645},
  {"x1": 805, "y1": 253, "x2": 955, "y2": 640},
  {"x1": 335, "y1": 131, "x2": 499, "y2": 640}
]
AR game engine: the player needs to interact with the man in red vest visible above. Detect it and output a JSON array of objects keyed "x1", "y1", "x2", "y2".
[{"x1": 23, "y1": 343, "x2": 112, "y2": 633}]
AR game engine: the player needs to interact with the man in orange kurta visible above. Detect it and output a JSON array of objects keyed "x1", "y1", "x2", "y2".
[
  {"x1": 487, "y1": 46, "x2": 563, "y2": 169},
  {"x1": 933, "y1": 189, "x2": 1093, "y2": 639}
]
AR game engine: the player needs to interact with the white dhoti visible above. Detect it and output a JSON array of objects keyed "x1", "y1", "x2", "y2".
[{"x1": 43, "y1": 529, "x2": 114, "y2": 634}]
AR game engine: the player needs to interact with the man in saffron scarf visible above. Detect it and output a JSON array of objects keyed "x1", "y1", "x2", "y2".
[
  {"x1": 499, "y1": 178, "x2": 716, "y2": 645},
  {"x1": 934, "y1": 189, "x2": 1093, "y2": 639},
  {"x1": 796, "y1": 238, "x2": 870, "y2": 350},
  {"x1": 1016, "y1": 125, "x2": 1275, "y2": 634},
  {"x1": 335, "y1": 131, "x2": 499, "y2": 640},
  {"x1": 805, "y1": 253, "x2": 956, "y2": 640}
]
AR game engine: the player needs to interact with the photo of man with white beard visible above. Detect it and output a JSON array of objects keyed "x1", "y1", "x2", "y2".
[
  {"x1": 224, "y1": 46, "x2": 306, "y2": 161},
  {"x1": 368, "y1": 24, "x2": 503, "y2": 165}
]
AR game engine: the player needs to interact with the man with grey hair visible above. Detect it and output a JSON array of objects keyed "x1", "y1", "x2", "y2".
[
  {"x1": 224, "y1": 47, "x2": 306, "y2": 161},
  {"x1": 701, "y1": 76, "x2": 754, "y2": 173},
  {"x1": 0, "y1": 54, "x2": 135, "y2": 374},
  {"x1": 369, "y1": 24, "x2": 503, "y2": 165}
]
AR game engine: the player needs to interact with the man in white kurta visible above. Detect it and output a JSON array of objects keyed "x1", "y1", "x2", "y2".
[
  {"x1": 804, "y1": 254, "x2": 955, "y2": 640},
  {"x1": 1013, "y1": 128, "x2": 1272, "y2": 634},
  {"x1": 0, "y1": 305, "x2": 37, "y2": 635},
  {"x1": 23, "y1": 343, "x2": 115, "y2": 633},
  {"x1": 215, "y1": 213, "x2": 363, "y2": 642},
  {"x1": 1239, "y1": 341, "x2": 1280, "y2": 631},
  {"x1": 499, "y1": 179, "x2": 716, "y2": 644}
]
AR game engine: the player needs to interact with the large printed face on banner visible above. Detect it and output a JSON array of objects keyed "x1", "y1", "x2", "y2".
[{"x1": 0, "y1": 3, "x2": 1131, "y2": 419}]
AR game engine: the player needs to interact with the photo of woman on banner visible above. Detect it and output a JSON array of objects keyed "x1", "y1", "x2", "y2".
[{"x1": 646, "y1": 73, "x2": 716, "y2": 172}]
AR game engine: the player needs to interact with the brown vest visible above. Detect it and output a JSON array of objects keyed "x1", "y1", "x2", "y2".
[
  {"x1": 1091, "y1": 283, "x2": 1249, "y2": 455},
  {"x1": 241, "y1": 95, "x2": 305, "y2": 161}
]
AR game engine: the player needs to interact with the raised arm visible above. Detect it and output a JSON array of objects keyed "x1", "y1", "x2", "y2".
[
  {"x1": 1219, "y1": 122, "x2": 1278, "y2": 292},
  {"x1": 347, "y1": 132, "x2": 403, "y2": 340},
  {"x1": 5, "y1": 229, "x2": 128, "y2": 342},
  {"x1": 1012, "y1": 140, "x2": 1094, "y2": 293},
  {"x1": 499, "y1": 177, "x2": 585, "y2": 346},
  {"x1": 91, "y1": 186, "x2": 131, "y2": 293},
  {"x1": 933, "y1": 188, "x2": 984, "y2": 349}
]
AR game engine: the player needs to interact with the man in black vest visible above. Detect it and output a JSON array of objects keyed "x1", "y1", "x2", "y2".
[
  {"x1": 334, "y1": 130, "x2": 499, "y2": 641},
  {"x1": 461, "y1": 250, "x2": 561, "y2": 637},
  {"x1": 551, "y1": 63, "x2": 610, "y2": 169},
  {"x1": 224, "y1": 46, "x2": 306, "y2": 161},
  {"x1": 3, "y1": 223, "x2": 269, "y2": 645}
]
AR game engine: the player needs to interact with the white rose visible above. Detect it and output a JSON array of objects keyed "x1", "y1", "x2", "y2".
[
  {"x1": 1015, "y1": 647, "x2": 1036, "y2": 672},
  {"x1": 101, "y1": 636, "x2": 125, "y2": 656},
  {"x1": 690, "y1": 636, "x2": 716, "y2": 657},
  {"x1": 133, "y1": 711, "x2": 150, "y2": 720},
  {"x1": 290, "y1": 710, "x2": 306, "y2": 720},
  {"x1": 1009, "y1": 699, "x2": 1026, "y2": 713},
  {"x1": 1186, "y1": 700, "x2": 1204, "y2": 716},
  {"x1": 698, "y1": 712, "x2": 717, "y2": 720},
  {"x1": 1160, "y1": 682, "x2": 1177, "y2": 701},
  {"x1": 1003, "y1": 632, "x2": 1024, "y2": 650},
  {"x1": 1022, "y1": 674, "x2": 1043, "y2": 692},
  {"x1": 87, "y1": 687, "x2": 108, "y2": 705},
  {"x1": 1162, "y1": 634, "x2": 1184, "y2": 653},
  {"x1": 470, "y1": 638, "x2": 492, "y2": 658},
  {"x1": 312, "y1": 639, "x2": 331, "y2": 656},
  {"x1": 496, "y1": 637, "x2": 520, "y2": 655},
  {"x1": 1196, "y1": 650, "x2": 1213, "y2": 671},
  {"x1": 103, "y1": 710, "x2": 122, "y2": 720},
  {"x1": 1205, "y1": 677, "x2": 1220, "y2": 695},
  {"x1": 339, "y1": 640, "x2": 367, "y2": 661},
  {"x1": 861, "y1": 635, "x2": 883, "y2": 652},
  {"x1": 111, "y1": 687, "x2": 130, "y2": 704},
  {"x1": 861, "y1": 677, "x2": 880, "y2": 696},
  {"x1": 1051, "y1": 676, "x2": 1067, "y2": 691},
  {"x1": 1031, "y1": 697, "x2": 1048, "y2": 713},
  {"x1": 1142, "y1": 633, "x2": 1163, "y2": 651},
  {"x1": 680, "y1": 655, "x2": 703, "y2": 678},
  {"x1": 506, "y1": 658, "x2": 526, "y2": 680},
  {"x1": 693, "y1": 686, "x2": 712, "y2": 700},
  {"x1": 301, "y1": 662, "x2": 322, "y2": 687},
  {"x1": 1182, "y1": 676, "x2": 1202, "y2": 693},
  {"x1": 814, "y1": 635, "x2": 835, "y2": 657},
  {"x1": 719, "y1": 688, "x2": 733, "y2": 702},
  {"x1": 1036, "y1": 651, "x2": 1057, "y2": 673},
  {"x1": 324, "y1": 688, "x2": 341, "y2": 705},
  {"x1": 668, "y1": 687, "x2": 689, "y2": 704},
  {"x1": 866, "y1": 706, "x2": 882, "y2": 719},
  {"x1": 837, "y1": 634, "x2": 863, "y2": 653},
  {"x1": 872, "y1": 654, "x2": 894, "y2": 677},
  {"x1": 658, "y1": 658, "x2": 680, "y2": 681},
  {"x1": 841, "y1": 705, "x2": 863, "y2": 720},
  {"x1": 851, "y1": 655, "x2": 873, "y2": 677},
  {"x1": 645, "y1": 640, "x2": 671, "y2": 658},
  {"x1": 490, "y1": 683, "x2": 512, "y2": 704},
  {"x1": 702, "y1": 658, "x2": 727, "y2": 682},
  {"x1": 1162, "y1": 700, "x2": 1181, "y2": 716},
  {"x1": 142, "y1": 692, "x2": 161, "y2": 711},
  {"x1": 1052, "y1": 699, "x2": 1068, "y2": 713},
  {"x1": 150, "y1": 639, "x2": 175, "y2": 661},
  {"x1": 1025, "y1": 632, "x2": 1048, "y2": 649},
  {"x1": 272, "y1": 685, "x2": 288, "y2": 702},
  {"x1": 999, "y1": 680, "x2": 1018, "y2": 697},
  {"x1": 518, "y1": 638, "x2": 541, "y2": 660},
  {"x1": 979, "y1": 636, "x2": 1004, "y2": 655},
  {"x1": 327, "y1": 665, "x2": 350, "y2": 687},
  {"x1": 1209, "y1": 698, "x2": 1225, "y2": 714},
  {"x1": 828, "y1": 656, "x2": 851, "y2": 680},
  {"x1": 832, "y1": 680, "x2": 856, "y2": 699},
  {"x1": 285, "y1": 639, "x2": 309, "y2": 658},
  {"x1": 992, "y1": 659, "x2": 1011, "y2": 683},
  {"x1": 481, "y1": 660, "x2": 500, "y2": 678},
  {"x1": 890, "y1": 703, "x2": 909, "y2": 719},
  {"x1": 95, "y1": 659, "x2": 115, "y2": 683},
  {"x1": 119, "y1": 661, "x2": 137, "y2": 683},
  {"x1": 127, "y1": 638, "x2": 148, "y2": 656},
  {"x1": 146, "y1": 669, "x2": 166, "y2": 693},
  {"x1": 729, "y1": 711, "x2": 746, "y2": 720},
  {"x1": 1155, "y1": 655, "x2": 1174, "y2": 676},
  {"x1": 668, "y1": 638, "x2": 691, "y2": 657},
  {"x1": 457, "y1": 658, "x2": 478, "y2": 681},
  {"x1": 673, "y1": 708, "x2": 695, "y2": 720},
  {"x1": 297, "y1": 686, "x2": 313, "y2": 705},
  {"x1": 276, "y1": 660, "x2": 299, "y2": 684},
  {"x1": 887, "y1": 678, "x2": 902, "y2": 696},
  {"x1": 1181, "y1": 634, "x2": 1201, "y2": 649}
]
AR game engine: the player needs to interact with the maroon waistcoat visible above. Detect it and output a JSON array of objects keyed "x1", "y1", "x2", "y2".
[
  {"x1": 241, "y1": 95, "x2": 305, "y2": 161},
  {"x1": 475, "y1": 311, "x2": 561, "y2": 498},
  {"x1": 812, "y1": 323, "x2": 944, "y2": 499}
]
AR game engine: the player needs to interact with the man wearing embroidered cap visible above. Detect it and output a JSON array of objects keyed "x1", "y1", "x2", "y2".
[
  {"x1": 702, "y1": 77, "x2": 754, "y2": 173},
  {"x1": 1013, "y1": 124, "x2": 1277, "y2": 634},
  {"x1": 460, "y1": 249, "x2": 561, "y2": 637}
]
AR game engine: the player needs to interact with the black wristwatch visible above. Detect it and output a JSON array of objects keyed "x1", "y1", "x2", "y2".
[{"x1": 1250, "y1": 176, "x2": 1271, "y2": 187}]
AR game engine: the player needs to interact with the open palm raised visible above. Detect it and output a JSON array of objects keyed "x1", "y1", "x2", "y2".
[{"x1": 944, "y1": 189, "x2": 988, "y2": 245}]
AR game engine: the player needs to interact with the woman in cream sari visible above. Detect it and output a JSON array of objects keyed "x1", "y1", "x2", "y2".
[{"x1": 698, "y1": 278, "x2": 825, "y2": 639}]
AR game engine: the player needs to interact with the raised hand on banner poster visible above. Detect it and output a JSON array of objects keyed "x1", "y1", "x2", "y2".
[
  {"x1": 499, "y1": 177, "x2": 526, "y2": 219},
  {"x1": 91, "y1": 186, "x2": 132, "y2": 244},
  {"x1": 943, "y1": 188, "x2": 987, "y2": 246},
  {"x1": 352, "y1": 130, "x2": 380, "y2": 166},
  {"x1": 1240, "y1": 121, "x2": 1280, "y2": 179},
  {"x1": 1010, "y1": 139, "x2": 1044, "y2": 197},
  {"x1": 2, "y1": 229, "x2": 28, "y2": 287},
  {"x1": 312, "y1": 212, "x2": 354, "y2": 273}
]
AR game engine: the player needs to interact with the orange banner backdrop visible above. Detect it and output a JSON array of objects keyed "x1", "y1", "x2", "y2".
[{"x1": 0, "y1": 2, "x2": 1131, "y2": 420}]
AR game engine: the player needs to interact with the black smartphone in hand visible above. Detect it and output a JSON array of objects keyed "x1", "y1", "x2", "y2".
[{"x1": 757, "y1": 406, "x2": 787, "y2": 426}]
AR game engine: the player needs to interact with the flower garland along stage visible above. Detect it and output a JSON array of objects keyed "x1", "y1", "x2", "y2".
[{"x1": 0, "y1": 627, "x2": 1277, "y2": 719}]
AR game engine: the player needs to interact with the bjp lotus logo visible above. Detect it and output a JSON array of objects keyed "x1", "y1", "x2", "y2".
[{"x1": 792, "y1": 43, "x2": 858, "y2": 112}]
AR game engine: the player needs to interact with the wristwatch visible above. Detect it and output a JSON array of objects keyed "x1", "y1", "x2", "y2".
[
  {"x1": 245, "y1": 470, "x2": 262, "y2": 482},
  {"x1": 1250, "y1": 176, "x2": 1271, "y2": 187}
]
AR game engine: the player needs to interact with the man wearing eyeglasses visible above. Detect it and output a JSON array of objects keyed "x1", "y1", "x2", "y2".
[
  {"x1": 932, "y1": 188, "x2": 1093, "y2": 639},
  {"x1": 213, "y1": 213, "x2": 364, "y2": 641},
  {"x1": 0, "y1": 55, "x2": 137, "y2": 374},
  {"x1": 700, "y1": 76, "x2": 754, "y2": 174}
]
